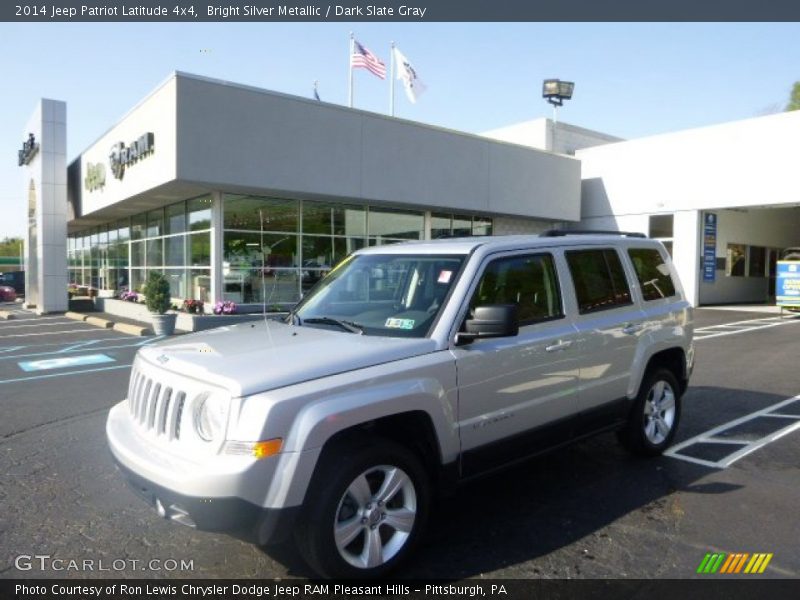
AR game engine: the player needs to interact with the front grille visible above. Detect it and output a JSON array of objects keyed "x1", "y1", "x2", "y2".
[{"x1": 128, "y1": 368, "x2": 187, "y2": 440}]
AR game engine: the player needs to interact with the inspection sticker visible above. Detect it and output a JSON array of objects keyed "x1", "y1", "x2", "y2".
[
  {"x1": 385, "y1": 318, "x2": 415, "y2": 330},
  {"x1": 438, "y1": 270, "x2": 453, "y2": 284},
  {"x1": 18, "y1": 354, "x2": 116, "y2": 372}
]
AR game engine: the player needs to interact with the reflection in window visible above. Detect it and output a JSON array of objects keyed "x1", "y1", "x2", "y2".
[
  {"x1": 368, "y1": 206, "x2": 423, "y2": 240},
  {"x1": 567, "y1": 249, "x2": 632, "y2": 313},
  {"x1": 302, "y1": 201, "x2": 366, "y2": 237},
  {"x1": 748, "y1": 246, "x2": 766, "y2": 278},
  {"x1": 726, "y1": 244, "x2": 746, "y2": 277},
  {"x1": 224, "y1": 195, "x2": 297, "y2": 232},
  {"x1": 471, "y1": 254, "x2": 563, "y2": 324},
  {"x1": 188, "y1": 196, "x2": 213, "y2": 231},
  {"x1": 628, "y1": 248, "x2": 676, "y2": 301}
]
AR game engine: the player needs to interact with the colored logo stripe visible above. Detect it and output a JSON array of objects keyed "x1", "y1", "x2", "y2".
[{"x1": 698, "y1": 552, "x2": 773, "y2": 574}]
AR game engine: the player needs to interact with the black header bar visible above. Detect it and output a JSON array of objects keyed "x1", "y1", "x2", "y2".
[{"x1": 4, "y1": 0, "x2": 800, "y2": 22}]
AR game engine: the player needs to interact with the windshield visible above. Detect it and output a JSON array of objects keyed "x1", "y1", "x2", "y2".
[{"x1": 290, "y1": 253, "x2": 466, "y2": 338}]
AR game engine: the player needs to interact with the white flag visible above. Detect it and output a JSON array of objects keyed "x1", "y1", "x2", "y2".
[{"x1": 393, "y1": 47, "x2": 426, "y2": 104}]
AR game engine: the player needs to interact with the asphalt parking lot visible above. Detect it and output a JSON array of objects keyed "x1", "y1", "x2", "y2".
[{"x1": 1, "y1": 303, "x2": 799, "y2": 580}]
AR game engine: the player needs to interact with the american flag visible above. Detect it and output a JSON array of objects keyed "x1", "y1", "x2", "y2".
[{"x1": 351, "y1": 40, "x2": 386, "y2": 79}]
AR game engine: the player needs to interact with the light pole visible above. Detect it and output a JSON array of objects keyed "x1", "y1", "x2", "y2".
[{"x1": 542, "y1": 79, "x2": 574, "y2": 154}]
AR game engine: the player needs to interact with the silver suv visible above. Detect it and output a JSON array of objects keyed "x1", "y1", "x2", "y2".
[{"x1": 107, "y1": 232, "x2": 694, "y2": 578}]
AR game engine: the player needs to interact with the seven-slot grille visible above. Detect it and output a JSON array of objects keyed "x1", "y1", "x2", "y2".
[{"x1": 127, "y1": 368, "x2": 187, "y2": 439}]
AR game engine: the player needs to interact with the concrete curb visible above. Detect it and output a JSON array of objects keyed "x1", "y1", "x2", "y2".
[
  {"x1": 113, "y1": 322, "x2": 153, "y2": 336},
  {"x1": 64, "y1": 311, "x2": 88, "y2": 321},
  {"x1": 0, "y1": 310, "x2": 16, "y2": 320},
  {"x1": 85, "y1": 316, "x2": 114, "y2": 329}
]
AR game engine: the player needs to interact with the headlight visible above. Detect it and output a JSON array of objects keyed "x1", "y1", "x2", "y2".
[{"x1": 193, "y1": 392, "x2": 228, "y2": 442}]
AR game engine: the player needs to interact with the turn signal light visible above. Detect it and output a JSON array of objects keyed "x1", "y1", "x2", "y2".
[
  {"x1": 224, "y1": 438, "x2": 283, "y2": 459},
  {"x1": 253, "y1": 439, "x2": 283, "y2": 459}
]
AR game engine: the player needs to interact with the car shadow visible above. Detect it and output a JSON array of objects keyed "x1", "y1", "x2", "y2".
[{"x1": 261, "y1": 385, "x2": 788, "y2": 579}]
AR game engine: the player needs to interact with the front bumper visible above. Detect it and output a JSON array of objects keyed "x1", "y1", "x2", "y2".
[
  {"x1": 106, "y1": 401, "x2": 300, "y2": 545},
  {"x1": 112, "y1": 456, "x2": 299, "y2": 545}
]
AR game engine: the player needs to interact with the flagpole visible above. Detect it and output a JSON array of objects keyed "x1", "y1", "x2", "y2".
[
  {"x1": 390, "y1": 41, "x2": 396, "y2": 117},
  {"x1": 348, "y1": 32, "x2": 354, "y2": 108}
]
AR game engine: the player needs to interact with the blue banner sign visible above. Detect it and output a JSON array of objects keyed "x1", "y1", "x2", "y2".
[
  {"x1": 776, "y1": 261, "x2": 800, "y2": 307},
  {"x1": 702, "y1": 212, "x2": 717, "y2": 283}
]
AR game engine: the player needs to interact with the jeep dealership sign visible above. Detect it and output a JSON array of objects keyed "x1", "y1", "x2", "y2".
[{"x1": 109, "y1": 132, "x2": 154, "y2": 180}]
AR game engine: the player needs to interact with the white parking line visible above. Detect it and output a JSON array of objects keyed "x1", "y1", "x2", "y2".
[
  {"x1": 0, "y1": 320, "x2": 74, "y2": 330},
  {"x1": 0, "y1": 363, "x2": 133, "y2": 384},
  {"x1": 0, "y1": 340, "x2": 157, "y2": 362},
  {"x1": 0, "y1": 328, "x2": 120, "y2": 339},
  {"x1": 666, "y1": 394, "x2": 800, "y2": 468},
  {"x1": 694, "y1": 317, "x2": 800, "y2": 340}
]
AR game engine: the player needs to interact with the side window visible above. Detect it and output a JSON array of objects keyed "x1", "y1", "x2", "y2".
[
  {"x1": 628, "y1": 248, "x2": 677, "y2": 301},
  {"x1": 470, "y1": 254, "x2": 563, "y2": 325},
  {"x1": 566, "y1": 248, "x2": 633, "y2": 314}
]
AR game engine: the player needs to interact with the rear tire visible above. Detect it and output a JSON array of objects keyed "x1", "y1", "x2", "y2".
[
  {"x1": 294, "y1": 437, "x2": 430, "y2": 579},
  {"x1": 618, "y1": 368, "x2": 681, "y2": 456}
]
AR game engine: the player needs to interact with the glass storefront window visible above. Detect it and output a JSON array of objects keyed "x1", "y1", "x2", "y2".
[
  {"x1": 749, "y1": 246, "x2": 766, "y2": 277},
  {"x1": 452, "y1": 214, "x2": 472, "y2": 237},
  {"x1": 367, "y1": 207, "x2": 423, "y2": 240},
  {"x1": 131, "y1": 214, "x2": 146, "y2": 240},
  {"x1": 224, "y1": 195, "x2": 297, "y2": 232},
  {"x1": 188, "y1": 196, "x2": 213, "y2": 231},
  {"x1": 69, "y1": 197, "x2": 494, "y2": 307},
  {"x1": 726, "y1": 243, "x2": 747, "y2": 277},
  {"x1": 131, "y1": 269, "x2": 146, "y2": 293},
  {"x1": 146, "y1": 209, "x2": 163, "y2": 238},
  {"x1": 164, "y1": 269, "x2": 187, "y2": 300},
  {"x1": 165, "y1": 201, "x2": 187, "y2": 235},
  {"x1": 131, "y1": 240, "x2": 145, "y2": 268},
  {"x1": 472, "y1": 217, "x2": 492, "y2": 236},
  {"x1": 146, "y1": 238, "x2": 163, "y2": 267},
  {"x1": 431, "y1": 213, "x2": 451, "y2": 239},
  {"x1": 190, "y1": 269, "x2": 212, "y2": 303},
  {"x1": 224, "y1": 231, "x2": 296, "y2": 269},
  {"x1": 189, "y1": 232, "x2": 211, "y2": 266},
  {"x1": 165, "y1": 235, "x2": 186, "y2": 267},
  {"x1": 303, "y1": 201, "x2": 366, "y2": 237}
]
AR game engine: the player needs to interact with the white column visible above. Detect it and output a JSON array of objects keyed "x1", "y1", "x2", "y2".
[
  {"x1": 672, "y1": 210, "x2": 701, "y2": 307},
  {"x1": 210, "y1": 191, "x2": 224, "y2": 307},
  {"x1": 22, "y1": 99, "x2": 68, "y2": 314}
]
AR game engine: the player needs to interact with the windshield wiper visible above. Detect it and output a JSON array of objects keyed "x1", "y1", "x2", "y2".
[{"x1": 302, "y1": 317, "x2": 364, "y2": 334}]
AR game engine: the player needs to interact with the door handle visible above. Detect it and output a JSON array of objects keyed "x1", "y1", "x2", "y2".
[
  {"x1": 545, "y1": 340, "x2": 573, "y2": 352},
  {"x1": 622, "y1": 323, "x2": 643, "y2": 335}
]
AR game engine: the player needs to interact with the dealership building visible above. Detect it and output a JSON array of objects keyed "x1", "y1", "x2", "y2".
[{"x1": 18, "y1": 71, "x2": 800, "y2": 313}]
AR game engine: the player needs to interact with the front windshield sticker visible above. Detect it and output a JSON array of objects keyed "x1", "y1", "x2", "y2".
[
  {"x1": 438, "y1": 270, "x2": 453, "y2": 284},
  {"x1": 385, "y1": 318, "x2": 415, "y2": 330}
]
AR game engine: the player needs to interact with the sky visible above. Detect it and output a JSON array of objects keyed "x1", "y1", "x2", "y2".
[{"x1": 2, "y1": 21, "x2": 800, "y2": 238}]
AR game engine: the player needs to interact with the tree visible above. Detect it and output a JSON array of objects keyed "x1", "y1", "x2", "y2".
[
  {"x1": 0, "y1": 237, "x2": 23, "y2": 256},
  {"x1": 787, "y1": 82, "x2": 800, "y2": 111}
]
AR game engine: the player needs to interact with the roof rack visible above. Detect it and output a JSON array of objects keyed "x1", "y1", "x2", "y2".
[{"x1": 539, "y1": 229, "x2": 647, "y2": 239}]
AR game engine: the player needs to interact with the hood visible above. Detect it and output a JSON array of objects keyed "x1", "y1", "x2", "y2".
[{"x1": 137, "y1": 319, "x2": 437, "y2": 397}]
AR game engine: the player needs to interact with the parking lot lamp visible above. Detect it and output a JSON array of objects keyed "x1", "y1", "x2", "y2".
[{"x1": 542, "y1": 79, "x2": 574, "y2": 123}]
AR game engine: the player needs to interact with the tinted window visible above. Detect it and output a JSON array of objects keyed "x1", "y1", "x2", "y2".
[
  {"x1": 470, "y1": 254, "x2": 563, "y2": 324},
  {"x1": 566, "y1": 249, "x2": 632, "y2": 314},
  {"x1": 628, "y1": 248, "x2": 676, "y2": 301}
]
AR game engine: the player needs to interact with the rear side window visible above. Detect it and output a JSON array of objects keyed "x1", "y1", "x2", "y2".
[
  {"x1": 470, "y1": 253, "x2": 563, "y2": 325},
  {"x1": 628, "y1": 248, "x2": 677, "y2": 301},
  {"x1": 566, "y1": 248, "x2": 632, "y2": 314}
]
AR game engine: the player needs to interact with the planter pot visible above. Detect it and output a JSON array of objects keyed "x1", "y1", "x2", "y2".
[{"x1": 151, "y1": 313, "x2": 177, "y2": 336}]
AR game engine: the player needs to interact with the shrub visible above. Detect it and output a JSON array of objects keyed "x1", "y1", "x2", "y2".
[{"x1": 143, "y1": 272, "x2": 171, "y2": 314}]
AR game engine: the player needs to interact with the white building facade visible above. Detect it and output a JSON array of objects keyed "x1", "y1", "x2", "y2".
[{"x1": 62, "y1": 72, "x2": 581, "y2": 311}]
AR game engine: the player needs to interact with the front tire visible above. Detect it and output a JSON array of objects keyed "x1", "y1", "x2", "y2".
[
  {"x1": 295, "y1": 438, "x2": 430, "y2": 579},
  {"x1": 618, "y1": 368, "x2": 682, "y2": 456}
]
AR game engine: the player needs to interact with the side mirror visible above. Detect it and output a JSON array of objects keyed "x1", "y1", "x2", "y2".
[{"x1": 458, "y1": 304, "x2": 519, "y2": 344}]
